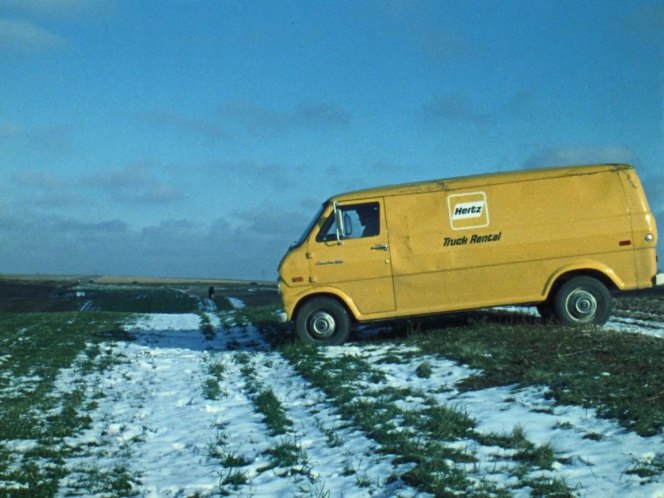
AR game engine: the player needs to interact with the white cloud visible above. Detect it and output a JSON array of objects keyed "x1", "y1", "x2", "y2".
[
  {"x1": 0, "y1": 121, "x2": 22, "y2": 138},
  {"x1": 218, "y1": 101, "x2": 351, "y2": 135},
  {"x1": 0, "y1": 19, "x2": 66, "y2": 52},
  {"x1": 12, "y1": 170, "x2": 64, "y2": 190},
  {"x1": 84, "y1": 164, "x2": 185, "y2": 205},
  {"x1": 626, "y1": 5, "x2": 664, "y2": 39},
  {"x1": 139, "y1": 110, "x2": 227, "y2": 141},
  {"x1": 207, "y1": 159, "x2": 296, "y2": 191},
  {"x1": 0, "y1": 208, "x2": 304, "y2": 279},
  {"x1": 10, "y1": 170, "x2": 86, "y2": 208},
  {"x1": 0, "y1": 121, "x2": 73, "y2": 154},
  {"x1": 370, "y1": 1, "x2": 472, "y2": 59},
  {"x1": 0, "y1": 0, "x2": 112, "y2": 18},
  {"x1": 523, "y1": 145, "x2": 635, "y2": 169},
  {"x1": 424, "y1": 93, "x2": 491, "y2": 125},
  {"x1": 297, "y1": 104, "x2": 351, "y2": 127}
]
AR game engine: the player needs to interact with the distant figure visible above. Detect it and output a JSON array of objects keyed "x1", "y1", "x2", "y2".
[{"x1": 208, "y1": 286, "x2": 215, "y2": 300}]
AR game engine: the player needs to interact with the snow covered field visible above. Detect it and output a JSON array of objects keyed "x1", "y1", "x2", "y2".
[
  {"x1": 19, "y1": 300, "x2": 655, "y2": 497},
  {"x1": 0, "y1": 289, "x2": 662, "y2": 497}
]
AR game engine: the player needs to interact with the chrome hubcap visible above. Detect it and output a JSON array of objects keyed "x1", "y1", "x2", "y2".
[
  {"x1": 309, "y1": 311, "x2": 336, "y2": 338},
  {"x1": 566, "y1": 289, "x2": 597, "y2": 322}
]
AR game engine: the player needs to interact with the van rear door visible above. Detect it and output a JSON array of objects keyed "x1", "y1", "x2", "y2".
[{"x1": 307, "y1": 199, "x2": 395, "y2": 315}]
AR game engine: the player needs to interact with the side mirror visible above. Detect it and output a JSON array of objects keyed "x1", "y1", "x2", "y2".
[{"x1": 333, "y1": 202, "x2": 345, "y2": 243}]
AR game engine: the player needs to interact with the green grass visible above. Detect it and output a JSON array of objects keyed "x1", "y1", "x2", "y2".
[
  {"x1": 202, "y1": 347, "x2": 226, "y2": 400},
  {"x1": 219, "y1": 468, "x2": 248, "y2": 495},
  {"x1": 415, "y1": 360, "x2": 433, "y2": 378},
  {"x1": 523, "y1": 476, "x2": 573, "y2": 497},
  {"x1": 0, "y1": 312, "x2": 129, "y2": 497},
  {"x1": 266, "y1": 437, "x2": 306, "y2": 469},
  {"x1": 221, "y1": 301, "x2": 664, "y2": 494},
  {"x1": 200, "y1": 313, "x2": 216, "y2": 340},
  {"x1": 278, "y1": 341, "x2": 561, "y2": 497},
  {"x1": 220, "y1": 451, "x2": 248, "y2": 467},
  {"x1": 2, "y1": 287, "x2": 661, "y2": 497},
  {"x1": 254, "y1": 388, "x2": 293, "y2": 435},
  {"x1": 203, "y1": 378, "x2": 223, "y2": 400},
  {"x1": 410, "y1": 317, "x2": 664, "y2": 436},
  {"x1": 233, "y1": 352, "x2": 294, "y2": 435}
]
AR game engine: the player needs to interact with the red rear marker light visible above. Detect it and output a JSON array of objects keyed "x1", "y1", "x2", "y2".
[{"x1": 292, "y1": 276, "x2": 304, "y2": 283}]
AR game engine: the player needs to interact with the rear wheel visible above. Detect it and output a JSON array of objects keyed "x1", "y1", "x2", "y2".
[
  {"x1": 295, "y1": 297, "x2": 351, "y2": 345},
  {"x1": 553, "y1": 276, "x2": 611, "y2": 326}
]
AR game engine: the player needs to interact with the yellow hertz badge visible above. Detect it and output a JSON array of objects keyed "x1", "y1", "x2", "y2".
[{"x1": 447, "y1": 192, "x2": 489, "y2": 230}]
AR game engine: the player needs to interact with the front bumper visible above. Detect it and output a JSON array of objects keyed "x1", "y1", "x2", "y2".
[{"x1": 276, "y1": 310, "x2": 289, "y2": 323}]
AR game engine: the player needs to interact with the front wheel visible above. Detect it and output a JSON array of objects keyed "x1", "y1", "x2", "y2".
[
  {"x1": 536, "y1": 301, "x2": 555, "y2": 322},
  {"x1": 295, "y1": 297, "x2": 351, "y2": 345},
  {"x1": 553, "y1": 276, "x2": 611, "y2": 326}
]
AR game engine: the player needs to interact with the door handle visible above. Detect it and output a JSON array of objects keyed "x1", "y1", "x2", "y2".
[{"x1": 371, "y1": 243, "x2": 389, "y2": 251}]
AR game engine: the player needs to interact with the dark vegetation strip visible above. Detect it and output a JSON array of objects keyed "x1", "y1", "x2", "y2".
[
  {"x1": 81, "y1": 288, "x2": 200, "y2": 313},
  {"x1": 0, "y1": 279, "x2": 232, "y2": 313}
]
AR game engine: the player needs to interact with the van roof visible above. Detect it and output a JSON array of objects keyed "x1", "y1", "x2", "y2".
[{"x1": 329, "y1": 163, "x2": 633, "y2": 202}]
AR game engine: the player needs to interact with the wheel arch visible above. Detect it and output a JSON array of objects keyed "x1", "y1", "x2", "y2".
[
  {"x1": 543, "y1": 266, "x2": 619, "y2": 303},
  {"x1": 292, "y1": 289, "x2": 359, "y2": 324}
]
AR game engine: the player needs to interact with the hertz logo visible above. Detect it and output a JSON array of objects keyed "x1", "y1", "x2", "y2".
[
  {"x1": 448, "y1": 192, "x2": 489, "y2": 230},
  {"x1": 453, "y1": 202, "x2": 485, "y2": 219}
]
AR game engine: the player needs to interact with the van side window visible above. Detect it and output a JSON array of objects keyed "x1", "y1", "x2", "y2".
[{"x1": 316, "y1": 202, "x2": 380, "y2": 242}]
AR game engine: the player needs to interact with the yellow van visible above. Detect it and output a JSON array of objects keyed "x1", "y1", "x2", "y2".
[{"x1": 278, "y1": 164, "x2": 663, "y2": 345}]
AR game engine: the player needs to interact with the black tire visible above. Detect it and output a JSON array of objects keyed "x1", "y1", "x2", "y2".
[
  {"x1": 295, "y1": 297, "x2": 351, "y2": 346},
  {"x1": 536, "y1": 301, "x2": 555, "y2": 322},
  {"x1": 553, "y1": 276, "x2": 611, "y2": 326}
]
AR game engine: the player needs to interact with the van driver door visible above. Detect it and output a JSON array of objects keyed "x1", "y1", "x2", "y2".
[{"x1": 307, "y1": 199, "x2": 395, "y2": 315}]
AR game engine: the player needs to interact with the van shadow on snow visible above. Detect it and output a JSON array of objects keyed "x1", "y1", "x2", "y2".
[{"x1": 350, "y1": 306, "x2": 543, "y2": 344}]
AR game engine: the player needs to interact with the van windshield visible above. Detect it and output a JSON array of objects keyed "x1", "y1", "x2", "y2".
[{"x1": 291, "y1": 204, "x2": 326, "y2": 248}]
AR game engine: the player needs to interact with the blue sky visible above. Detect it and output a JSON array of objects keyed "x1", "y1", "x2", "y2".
[{"x1": 1, "y1": 0, "x2": 663, "y2": 280}]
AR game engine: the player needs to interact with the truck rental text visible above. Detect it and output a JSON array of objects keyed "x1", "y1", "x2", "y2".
[{"x1": 278, "y1": 164, "x2": 664, "y2": 345}]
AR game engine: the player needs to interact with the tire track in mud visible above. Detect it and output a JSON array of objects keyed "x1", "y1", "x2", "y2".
[
  {"x1": 56, "y1": 312, "x2": 423, "y2": 497},
  {"x1": 239, "y1": 351, "x2": 419, "y2": 497},
  {"x1": 206, "y1": 316, "x2": 422, "y2": 497},
  {"x1": 57, "y1": 314, "x2": 225, "y2": 497}
]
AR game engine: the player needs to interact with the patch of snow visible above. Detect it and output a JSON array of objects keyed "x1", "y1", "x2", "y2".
[
  {"x1": 198, "y1": 297, "x2": 217, "y2": 312},
  {"x1": 53, "y1": 314, "x2": 425, "y2": 497},
  {"x1": 497, "y1": 306, "x2": 664, "y2": 339},
  {"x1": 454, "y1": 385, "x2": 664, "y2": 497},
  {"x1": 228, "y1": 297, "x2": 246, "y2": 309},
  {"x1": 325, "y1": 337, "x2": 664, "y2": 497},
  {"x1": 6, "y1": 309, "x2": 655, "y2": 497},
  {"x1": 79, "y1": 300, "x2": 94, "y2": 312},
  {"x1": 607, "y1": 316, "x2": 664, "y2": 339}
]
